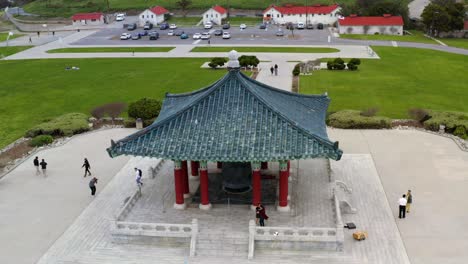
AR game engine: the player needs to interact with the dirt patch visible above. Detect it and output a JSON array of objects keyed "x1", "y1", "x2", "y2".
[
  {"x1": 0, "y1": 140, "x2": 33, "y2": 171},
  {"x1": 392, "y1": 119, "x2": 424, "y2": 128},
  {"x1": 92, "y1": 119, "x2": 124, "y2": 129}
]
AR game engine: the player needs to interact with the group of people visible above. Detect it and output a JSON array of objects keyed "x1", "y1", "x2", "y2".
[
  {"x1": 33, "y1": 156, "x2": 48, "y2": 176},
  {"x1": 398, "y1": 190, "x2": 413, "y2": 219},
  {"x1": 270, "y1": 64, "x2": 279, "y2": 76}
]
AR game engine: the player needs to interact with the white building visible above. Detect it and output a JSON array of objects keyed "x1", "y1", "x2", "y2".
[
  {"x1": 72, "y1": 13, "x2": 105, "y2": 26},
  {"x1": 263, "y1": 4, "x2": 341, "y2": 25},
  {"x1": 202, "y1": 5, "x2": 227, "y2": 25},
  {"x1": 338, "y1": 14, "x2": 404, "y2": 35},
  {"x1": 138, "y1": 6, "x2": 169, "y2": 26}
]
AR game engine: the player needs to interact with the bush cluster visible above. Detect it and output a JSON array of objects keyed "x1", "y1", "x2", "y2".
[
  {"x1": 29, "y1": 135, "x2": 54, "y2": 147},
  {"x1": 327, "y1": 58, "x2": 361, "y2": 71},
  {"x1": 208, "y1": 57, "x2": 227, "y2": 69},
  {"x1": 423, "y1": 110, "x2": 468, "y2": 139},
  {"x1": 408, "y1": 108, "x2": 431, "y2": 123},
  {"x1": 292, "y1": 63, "x2": 300, "y2": 76},
  {"x1": 128, "y1": 98, "x2": 162, "y2": 120},
  {"x1": 26, "y1": 113, "x2": 90, "y2": 138},
  {"x1": 327, "y1": 110, "x2": 392, "y2": 129},
  {"x1": 239, "y1": 55, "x2": 259, "y2": 69}
]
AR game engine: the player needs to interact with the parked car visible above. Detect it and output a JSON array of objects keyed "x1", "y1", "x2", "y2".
[
  {"x1": 116, "y1": 13, "x2": 125, "y2": 21},
  {"x1": 259, "y1": 23, "x2": 267, "y2": 29},
  {"x1": 180, "y1": 33, "x2": 189, "y2": 39},
  {"x1": 222, "y1": 24, "x2": 230, "y2": 29},
  {"x1": 127, "y1": 23, "x2": 137, "y2": 31},
  {"x1": 222, "y1": 31, "x2": 231, "y2": 39},
  {"x1": 143, "y1": 22, "x2": 153, "y2": 30},
  {"x1": 204, "y1": 22, "x2": 213, "y2": 29},
  {"x1": 167, "y1": 30, "x2": 175, "y2": 36},
  {"x1": 306, "y1": 24, "x2": 314, "y2": 29},
  {"x1": 275, "y1": 30, "x2": 284, "y2": 36},
  {"x1": 160, "y1": 23, "x2": 169, "y2": 30},
  {"x1": 201, "y1": 32, "x2": 211, "y2": 40},
  {"x1": 213, "y1": 29, "x2": 223, "y2": 36},
  {"x1": 131, "y1": 33, "x2": 141, "y2": 40},
  {"x1": 317, "y1": 23, "x2": 324, "y2": 30},
  {"x1": 149, "y1": 31, "x2": 159, "y2": 40},
  {"x1": 297, "y1": 22, "x2": 305, "y2": 29},
  {"x1": 174, "y1": 30, "x2": 184, "y2": 36},
  {"x1": 193, "y1": 33, "x2": 202, "y2": 39},
  {"x1": 239, "y1": 24, "x2": 247, "y2": 29},
  {"x1": 138, "y1": 31, "x2": 148, "y2": 36},
  {"x1": 120, "y1": 33, "x2": 131, "y2": 40},
  {"x1": 169, "y1": 24, "x2": 177, "y2": 29}
]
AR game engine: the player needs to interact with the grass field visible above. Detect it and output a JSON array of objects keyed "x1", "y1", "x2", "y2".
[
  {"x1": 24, "y1": 0, "x2": 355, "y2": 17},
  {"x1": 0, "y1": 58, "x2": 226, "y2": 148},
  {"x1": 438, "y1": 38, "x2": 468, "y2": 50},
  {"x1": 0, "y1": 46, "x2": 33, "y2": 57},
  {"x1": 300, "y1": 46, "x2": 468, "y2": 118},
  {"x1": 0, "y1": 32, "x2": 23, "y2": 42},
  {"x1": 191, "y1": 47, "x2": 340, "y2": 53},
  {"x1": 47, "y1": 47, "x2": 175, "y2": 53},
  {"x1": 339, "y1": 30, "x2": 438, "y2": 45}
]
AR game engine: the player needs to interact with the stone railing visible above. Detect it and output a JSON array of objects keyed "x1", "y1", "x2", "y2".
[
  {"x1": 149, "y1": 159, "x2": 166, "y2": 179},
  {"x1": 112, "y1": 219, "x2": 198, "y2": 257},
  {"x1": 115, "y1": 189, "x2": 141, "y2": 221},
  {"x1": 248, "y1": 219, "x2": 343, "y2": 259}
]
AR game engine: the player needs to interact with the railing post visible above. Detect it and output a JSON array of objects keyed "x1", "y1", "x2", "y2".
[
  {"x1": 190, "y1": 218, "x2": 198, "y2": 257},
  {"x1": 248, "y1": 219, "x2": 255, "y2": 259}
]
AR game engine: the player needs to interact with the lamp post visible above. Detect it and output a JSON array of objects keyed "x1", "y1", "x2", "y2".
[{"x1": 6, "y1": 32, "x2": 13, "y2": 47}]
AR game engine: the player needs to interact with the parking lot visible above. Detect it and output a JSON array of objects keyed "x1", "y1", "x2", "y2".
[{"x1": 72, "y1": 23, "x2": 333, "y2": 46}]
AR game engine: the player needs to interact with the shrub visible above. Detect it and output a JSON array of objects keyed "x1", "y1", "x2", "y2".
[
  {"x1": 123, "y1": 117, "x2": 136, "y2": 128},
  {"x1": 91, "y1": 105, "x2": 105, "y2": 119},
  {"x1": 143, "y1": 118, "x2": 157, "y2": 127},
  {"x1": 349, "y1": 58, "x2": 361, "y2": 65},
  {"x1": 335, "y1": 63, "x2": 346, "y2": 70},
  {"x1": 328, "y1": 110, "x2": 392, "y2": 129},
  {"x1": 333, "y1": 58, "x2": 344, "y2": 65},
  {"x1": 208, "y1": 57, "x2": 227, "y2": 69},
  {"x1": 408, "y1": 108, "x2": 431, "y2": 122},
  {"x1": 292, "y1": 64, "x2": 300, "y2": 76},
  {"x1": 327, "y1": 61, "x2": 334, "y2": 70},
  {"x1": 239, "y1": 55, "x2": 259, "y2": 69},
  {"x1": 360, "y1": 107, "x2": 379, "y2": 117},
  {"x1": 29, "y1": 135, "x2": 53, "y2": 147},
  {"x1": 26, "y1": 113, "x2": 89, "y2": 138},
  {"x1": 128, "y1": 98, "x2": 162, "y2": 120},
  {"x1": 453, "y1": 126, "x2": 467, "y2": 139},
  {"x1": 104, "y1": 102, "x2": 126, "y2": 121},
  {"x1": 423, "y1": 110, "x2": 468, "y2": 132},
  {"x1": 347, "y1": 63, "x2": 358, "y2": 71}
]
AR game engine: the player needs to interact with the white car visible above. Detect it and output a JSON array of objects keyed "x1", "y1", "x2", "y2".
[
  {"x1": 120, "y1": 33, "x2": 131, "y2": 40},
  {"x1": 297, "y1": 21, "x2": 305, "y2": 29},
  {"x1": 240, "y1": 24, "x2": 247, "y2": 29},
  {"x1": 169, "y1": 24, "x2": 177, "y2": 29},
  {"x1": 116, "y1": 14, "x2": 125, "y2": 21},
  {"x1": 204, "y1": 22, "x2": 213, "y2": 29},
  {"x1": 167, "y1": 30, "x2": 174, "y2": 36},
  {"x1": 193, "y1": 33, "x2": 202, "y2": 39},
  {"x1": 222, "y1": 31, "x2": 231, "y2": 39},
  {"x1": 201, "y1": 32, "x2": 211, "y2": 40}
]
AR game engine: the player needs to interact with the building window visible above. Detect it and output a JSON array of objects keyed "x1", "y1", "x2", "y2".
[
  {"x1": 277, "y1": 14, "x2": 280, "y2": 18},
  {"x1": 151, "y1": 15, "x2": 153, "y2": 18},
  {"x1": 281, "y1": 14, "x2": 284, "y2": 17},
  {"x1": 211, "y1": 14, "x2": 213, "y2": 18},
  {"x1": 312, "y1": 14, "x2": 314, "y2": 17},
  {"x1": 206, "y1": 14, "x2": 209, "y2": 18},
  {"x1": 142, "y1": 15, "x2": 144, "y2": 18},
  {"x1": 299, "y1": 14, "x2": 302, "y2": 17}
]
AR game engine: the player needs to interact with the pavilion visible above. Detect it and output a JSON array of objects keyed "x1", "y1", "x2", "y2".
[{"x1": 107, "y1": 51, "x2": 342, "y2": 212}]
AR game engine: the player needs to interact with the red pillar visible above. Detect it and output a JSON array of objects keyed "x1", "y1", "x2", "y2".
[
  {"x1": 278, "y1": 160, "x2": 290, "y2": 212},
  {"x1": 182, "y1": 160, "x2": 190, "y2": 197},
  {"x1": 199, "y1": 161, "x2": 211, "y2": 210},
  {"x1": 190, "y1": 161, "x2": 199, "y2": 176},
  {"x1": 261, "y1": 162, "x2": 268, "y2": 170},
  {"x1": 173, "y1": 160, "x2": 185, "y2": 209},
  {"x1": 251, "y1": 162, "x2": 261, "y2": 208},
  {"x1": 217, "y1": 162, "x2": 222, "y2": 169}
]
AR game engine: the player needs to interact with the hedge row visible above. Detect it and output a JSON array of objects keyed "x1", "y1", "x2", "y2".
[
  {"x1": 327, "y1": 110, "x2": 392, "y2": 129},
  {"x1": 29, "y1": 135, "x2": 54, "y2": 147},
  {"x1": 423, "y1": 110, "x2": 468, "y2": 139},
  {"x1": 26, "y1": 113, "x2": 90, "y2": 138}
]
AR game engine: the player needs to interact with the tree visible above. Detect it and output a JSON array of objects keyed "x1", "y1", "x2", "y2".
[
  {"x1": 176, "y1": 0, "x2": 192, "y2": 18},
  {"x1": 238, "y1": 55, "x2": 259, "y2": 70},
  {"x1": 128, "y1": 98, "x2": 162, "y2": 120},
  {"x1": 208, "y1": 57, "x2": 227, "y2": 69},
  {"x1": 447, "y1": 3, "x2": 465, "y2": 31},
  {"x1": 421, "y1": 3, "x2": 450, "y2": 36}
]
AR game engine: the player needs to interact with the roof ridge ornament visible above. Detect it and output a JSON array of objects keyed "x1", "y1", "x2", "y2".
[{"x1": 227, "y1": 50, "x2": 240, "y2": 71}]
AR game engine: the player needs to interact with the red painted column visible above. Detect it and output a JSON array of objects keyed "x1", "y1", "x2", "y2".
[
  {"x1": 190, "y1": 161, "x2": 199, "y2": 176},
  {"x1": 251, "y1": 162, "x2": 262, "y2": 208},
  {"x1": 199, "y1": 161, "x2": 212, "y2": 210},
  {"x1": 182, "y1": 160, "x2": 190, "y2": 197},
  {"x1": 173, "y1": 160, "x2": 185, "y2": 209},
  {"x1": 278, "y1": 160, "x2": 290, "y2": 212},
  {"x1": 217, "y1": 162, "x2": 222, "y2": 169},
  {"x1": 261, "y1": 162, "x2": 268, "y2": 170}
]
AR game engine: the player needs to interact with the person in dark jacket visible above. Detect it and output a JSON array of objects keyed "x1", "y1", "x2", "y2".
[
  {"x1": 82, "y1": 158, "x2": 91, "y2": 177},
  {"x1": 39, "y1": 159, "x2": 48, "y2": 177},
  {"x1": 274, "y1": 64, "x2": 278, "y2": 76},
  {"x1": 33, "y1": 156, "x2": 40, "y2": 175},
  {"x1": 256, "y1": 203, "x2": 269, "y2": 226},
  {"x1": 89, "y1": 177, "x2": 98, "y2": 196}
]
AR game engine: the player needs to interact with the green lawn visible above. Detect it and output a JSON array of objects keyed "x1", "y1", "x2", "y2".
[
  {"x1": 191, "y1": 47, "x2": 340, "y2": 53},
  {"x1": 24, "y1": 0, "x2": 355, "y2": 17},
  {"x1": 300, "y1": 46, "x2": 468, "y2": 118},
  {"x1": 339, "y1": 30, "x2": 438, "y2": 45},
  {"x1": 0, "y1": 58, "x2": 226, "y2": 148},
  {"x1": 438, "y1": 38, "x2": 468, "y2": 50},
  {"x1": 0, "y1": 46, "x2": 33, "y2": 57},
  {"x1": 47, "y1": 47, "x2": 175, "y2": 53},
  {"x1": 0, "y1": 32, "x2": 23, "y2": 42}
]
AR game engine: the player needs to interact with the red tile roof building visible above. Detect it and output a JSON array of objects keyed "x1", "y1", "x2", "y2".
[
  {"x1": 338, "y1": 15, "x2": 404, "y2": 35},
  {"x1": 71, "y1": 12, "x2": 104, "y2": 26},
  {"x1": 139, "y1": 6, "x2": 169, "y2": 26},
  {"x1": 203, "y1": 5, "x2": 228, "y2": 25},
  {"x1": 263, "y1": 4, "x2": 341, "y2": 25},
  {"x1": 149, "y1": 6, "x2": 169, "y2": 16}
]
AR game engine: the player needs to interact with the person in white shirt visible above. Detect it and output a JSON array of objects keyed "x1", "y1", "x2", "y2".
[
  {"x1": 398, "y1": 194, "x2": 407, "y2": 219},
  {"x1": 135, "y1": 167, "x2": 143, "y2": 190}
]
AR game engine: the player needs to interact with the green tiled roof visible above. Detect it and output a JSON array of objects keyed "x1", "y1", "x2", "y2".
[{"x1": 107, "y1": 69, "x2": 342, "y2": 161}]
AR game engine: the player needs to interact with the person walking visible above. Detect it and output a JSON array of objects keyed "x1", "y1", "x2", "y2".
[
  {"x1": 257, "y1": 203, "x2": 268, "y2": 226},
  {"x1": 274, "y1": 64, "x2": 278, "y2": 76},
  {"x1": 406, "y1": 190, "x2": 413, "y2": 213},
  {"x1": 82, "y1": 158, "x2": 91, "y2": 177},
  {"x1": 270, "y1": 66, "x2": 274, "y2": 75},
  {"x1": 89, "y1": 177, "x2": 98, "y2": 196},
  {"x1": 33, "y1": 156, "x2": 40, "y2": 175},
  {"x1": 135, "y1": 167, "x2": 143, "y2": 190},
  {"x1": 39, "y1": 159, "x2": 48, "y2": 177},
  {"x1": 398, "y1": 194, "x2": 407, "y2": 219},
  {"x1": 29, "y1": 36, "x2": 32, "y2": 43}
]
